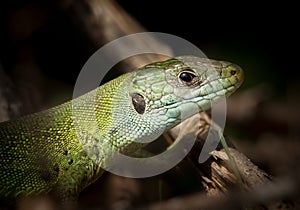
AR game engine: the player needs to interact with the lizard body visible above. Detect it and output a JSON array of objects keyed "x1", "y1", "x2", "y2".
[{"x1": 0, "y1": 57, "x2": 244, "y2": 202}]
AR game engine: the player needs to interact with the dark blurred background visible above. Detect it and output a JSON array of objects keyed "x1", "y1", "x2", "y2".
[{"x1": 1, "y1": 1, "x2": 297, "y2": 91}]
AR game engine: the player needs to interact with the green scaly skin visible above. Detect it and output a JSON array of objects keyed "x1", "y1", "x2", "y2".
[{"x1": 0, "y1": 57, "x2": 244, "y2": 202}]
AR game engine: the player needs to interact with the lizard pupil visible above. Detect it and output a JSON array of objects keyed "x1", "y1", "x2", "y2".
[
  {"x1": 179, "y1": 71, "x2": 196, "y2": 83},
  {"x1": 131, "y1": 93, "x2": 146, "y2": 114}
]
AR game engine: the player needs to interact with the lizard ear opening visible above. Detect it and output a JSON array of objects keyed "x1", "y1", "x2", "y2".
[{"x1": 130, "y1": 93, "x2": 146, "y2": 114}]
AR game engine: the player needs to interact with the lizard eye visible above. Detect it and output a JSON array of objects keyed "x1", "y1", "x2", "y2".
[
  {"x1": 130, "y1": 93, "x2": 146, "y2": 114},
  {"x1": 178, "y1": 69, "x2": 197, "y2": 84}
]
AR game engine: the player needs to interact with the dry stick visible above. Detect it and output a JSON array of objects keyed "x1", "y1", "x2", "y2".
[
  {"x1": 167, "y1": 113, "x2": 238, "y2": 194},
  {"x1": 136, "y1": 177, "x2": 297, "y2": 210},
  {"x1": 0, "y1": 64, "x2": 22, "y2": 122},
  {"x1": 67, "y1": 0, "x2": 172, "y2": 70},
  {"x1": 218, "y1": 129, "x2": 244, "y2": 191},
  {"x1": 166, "y1": 112, "x2": 298, "y2": 209}
]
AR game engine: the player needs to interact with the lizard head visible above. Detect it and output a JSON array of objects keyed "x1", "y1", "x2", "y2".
[
  {"x1": 102, "y1": 56, "x2": 244, "y2": 152},
  {"x1": 128, "y1": 56, "x2": 244, "y2": 130}
]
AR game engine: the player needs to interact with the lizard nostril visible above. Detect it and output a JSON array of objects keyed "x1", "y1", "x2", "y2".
[{"x1": 230, "y1": 70, "x2": 237, "y2": 76}]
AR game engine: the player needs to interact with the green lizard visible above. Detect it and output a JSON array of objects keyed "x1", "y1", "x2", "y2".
[{"x1": 0, "y1": 57, "x2": 244, "y2": 203}]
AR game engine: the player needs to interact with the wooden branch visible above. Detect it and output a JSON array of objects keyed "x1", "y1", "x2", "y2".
[
  {"x1": 166, "y1": 112, "x2": 298, "y2": 209},
  {"x1": 67, "y1": 0, "x2": 172, "y2": 71},
  {"x1": 136, "y1": 177, "x2": 298, "y2": 210},
  {"x1": 0, "y1": 64, "x2": 22, "y2": 122}
]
